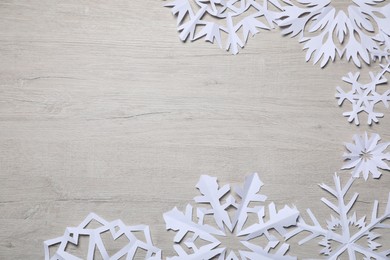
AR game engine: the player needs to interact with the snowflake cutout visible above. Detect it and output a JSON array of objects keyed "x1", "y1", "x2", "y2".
[
  {"x1": 277, "y1": 0, "x2": 390, "y2": 67},
  {"x1": 335, "y1": 63, "x2": 390, "y2": 125},
  {"x1": 341, "y1": 132, "x2": 390, "y2": 180},
  {"x1": 164, "y1": 0, "x2": 284, "y2": 54},
  {"x1": 44, "y1": 213, "x2": 161, "y2": 260},
  {"x1": 286, "y1": 173, "x2": 390, "y2": 259},
  {"x1": 164, "y1": 173, "x2": 299, "y2": 259}
]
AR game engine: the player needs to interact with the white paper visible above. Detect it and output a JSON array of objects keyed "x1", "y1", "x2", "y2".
[
  {"x1": 341, "y1": 132, "x2": 390, "y2": 180},
  {"x1": 285, "y1": 173, "x2": 390, "y2": 259},
  {"x1": 164, "y1": 0, "x2": 283, "y2": 54},
  {"x1": 277, "y1": 0, "x2": 390, "y2": 67},
  {"x1": 335, "y1": 62, "x2": 390, "y2": 125},
  {"x1": 164, "y1": 173, "x2": 299, "y2": 259},
  {"x1": 44, "y1": 213, "x2": 161, "y2": 260}
]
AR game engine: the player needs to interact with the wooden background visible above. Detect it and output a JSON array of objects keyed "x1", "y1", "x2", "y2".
[{"x1": 0, "y1": 0, "x2": 389, "y2": 258}]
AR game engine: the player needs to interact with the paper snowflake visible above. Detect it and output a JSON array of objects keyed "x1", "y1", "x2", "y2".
[
  {"x1": 277, "y1": 0, "x2": 390, "y2": 67},
  {"x1": 286, "y1": 174, "x2": 390, "y2": 259},
  {"x1": 44, "y1": 213, "x2": 161, "y2": 260},
  {"x1": 164, "y1": 0, "x2": 283, "y2": 54},
  {"x1": 341, "y1": 132, "x2": 390, "y2": 180},
  {"x1": 335, "y1": 63, "x2": 390, "y2": 125},
  {"x1": 164, "y1": 173, "x2": 299, "y2": 259}
]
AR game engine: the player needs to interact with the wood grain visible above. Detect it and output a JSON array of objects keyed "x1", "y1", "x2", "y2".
[{"x1": 0, "y1": 0, "x2": 389, "y2": 258}]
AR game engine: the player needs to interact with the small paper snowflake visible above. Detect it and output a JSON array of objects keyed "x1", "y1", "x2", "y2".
[
  {"x1": 286, "y1": 173, "x2": 390, "y2": 259},
  {"x1": 335, "y1": 63, "x2": 390, "y2": 125},
  {"x1": 164, "y1": 173, "x2": 299, "y2": 259},
  {"x1": 164, "y1": 0, "x2": 283, "y2": 54},
  {"x1": 44, "y1": 213, "x2": 161, "y2": 260},
  {"x1": 277, "y1": 0, "x2": 390, "y2": 67},
  {"x1": 341, "y1": 132, "x2": 390, "y2": 180}
]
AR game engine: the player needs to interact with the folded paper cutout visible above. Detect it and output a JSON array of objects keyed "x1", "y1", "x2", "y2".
[
  {"x1": 335, "y1": 62, "x2": 390, "y2": 125},
  {"x1": 44, "y1": 213, "x2": 161, "y2": 260},
  {"x1": 342, "y1": 132, "x2": 390, "y2": 180},
  {"x1": 285, "y1": 173, "x2": 390, "y2": 259},
  {"x1": 164, "y1": 173, "x2": 299, "y2": 259},
  {"x1": 278, "y1": 0, "x2": 390, "y2": 67},
  {"x1": 164, "y1": 0, "x2": 283, "y2": 54}
]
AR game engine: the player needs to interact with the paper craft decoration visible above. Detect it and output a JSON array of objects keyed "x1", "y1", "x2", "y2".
[
  {"x1": 164, "y1": 0, "x2": 283, "y2": 54},
  {"x1": 335, "y1": 62, "x2": 390, "y2": 125},
  {"x1": 277, "y1": 0, "x2": 390, "y2": 67},
  {"x1": 341, "y1": 132, "x2": 390, "y2": 180},
  {"x1": 164, "y1": 173, "x2": 299, "y2": 259},
  {"x1": 285, "y1": 174, "x2": 390, "y2": 259},
  {"x1": 44, "y1": 213, "x2": 161, "y2": 260}
]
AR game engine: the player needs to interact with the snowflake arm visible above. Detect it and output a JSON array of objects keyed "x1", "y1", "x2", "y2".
[
  {"x1": 194, "y1": 22, "x2": 223, "y2": 48},
  {"x1": 278, "y1": 0, "x2": 330, "y2": 38},
  {"x1": 239, "y1": 14, "x2": 269, "y2": 43},
  {"x1": 284, "y1": 208, "x2": 329, "y2": 245},
  {"x1": 164, "y1": 205, "x2": 225, "y2": 242},
  {"x1": 194, "y1": 175, "x2": 234, "y2": 231},
  {"x1": 164, "y1": 0, "x2": 194, "y2": 25},
  {"x1": 223, "y1": 13, "x2": 245, "y2": 55},
  {"x1": 238, "y1": 203, "x2": 299, "y2": 241},
  {"x1": 232, "y1": 173, "x2": 267, "y2": 233},
  {"x1": 302, "y1": 8, "x2": 341, "y2": 67}
]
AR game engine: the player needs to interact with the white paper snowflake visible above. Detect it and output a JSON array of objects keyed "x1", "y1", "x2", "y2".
[
  {"x1": 341, "y1": 132, "x2": 390, "y2": 180},
  {"x1": 164, "y1": 173, "x2": 299, "y2": 259},
  {"x1": 277, "y1": 0, "x2": 390, "y2": 67},
  {"x1": 164, "y1": 0, "x2": 283, "y2": 54},
  {"x1": 285, "y1": 173, "x2": 390, "y2": 259},
  {"x1": 44, "y1": 213, "x2": 161, "y2": 260},
  {"x1": 335, "y1": 63, "x2": 390, "y2": 125}
]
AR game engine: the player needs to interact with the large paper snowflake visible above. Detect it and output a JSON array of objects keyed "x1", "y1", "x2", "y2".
[
  {"x1": 286, "y1": 174, "x2": 390, "y2": 259},
  {"x1": 164, "y1": 173, "x2": 299, "y2": 259},
  {"x1": 44, "y1": 213, "x2": 161, "y2": 260},
  {"x1": 335, "y1": 63, "x2": 390, "y2": 125},
  {"x1": 342, "y1": 132, "x2": 390, "y2": 180},
  {"x1": 277, "y1": 0, "x2": 390, "y2": 67},
  {"x1": 164, "y1": 0, "x2": 283, "y2": 54}
]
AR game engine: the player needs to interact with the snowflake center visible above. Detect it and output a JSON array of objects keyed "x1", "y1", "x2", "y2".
[
  {"x1": 360, "y1": 150, "x2": 373, "y2": 161},
  {"x1": 216, "y1": 230, "x2": 247, "y2": 256},
  {"x1": 331, "y1": 0, "x2": 353, "y2": 13}
]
